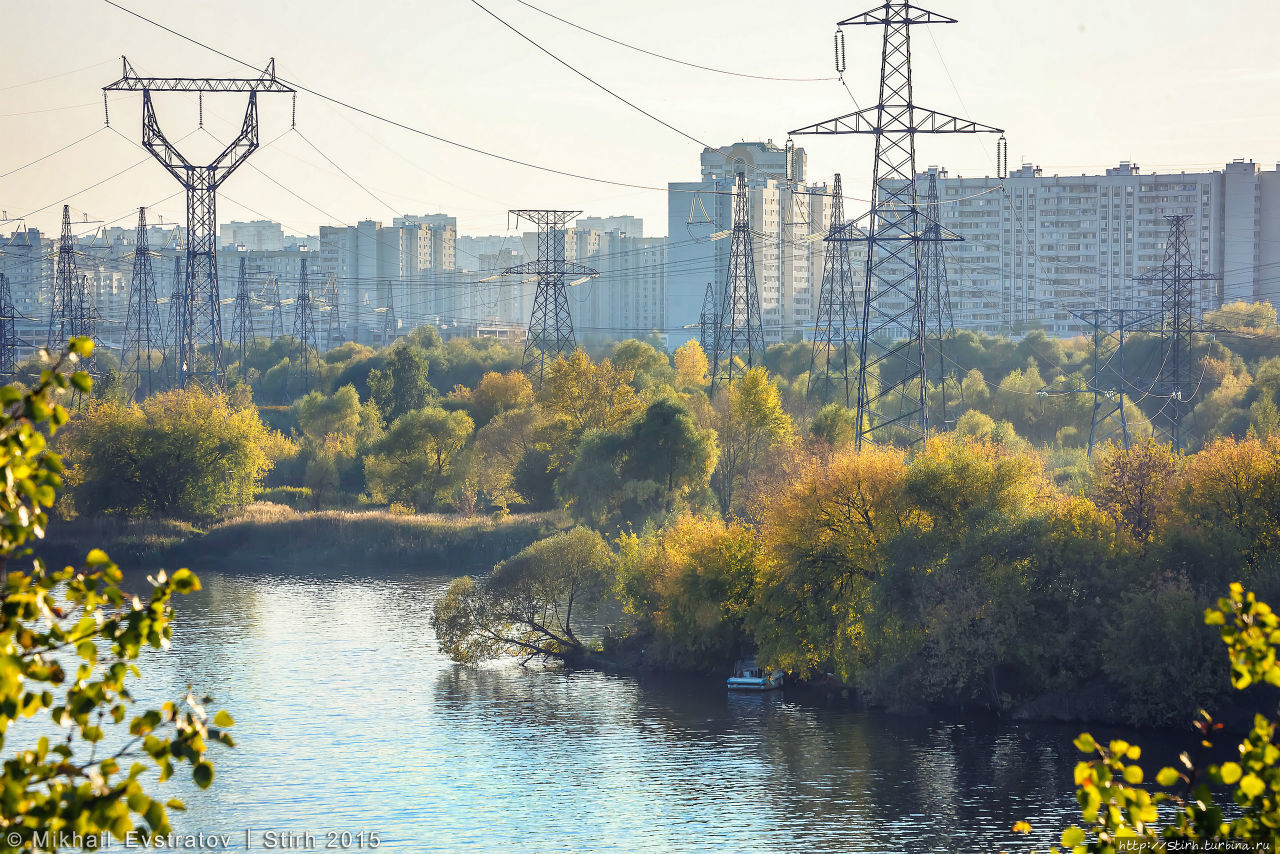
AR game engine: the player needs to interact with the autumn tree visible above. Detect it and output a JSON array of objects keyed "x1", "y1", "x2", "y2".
[
  {"x1": 538, "y1": 349, "x2": 644, "y2": 435},
  {"x1": 63, "y1": 387, "x2": 276, "y2": 520},
  {"x1": 448, "y1": 370, "x2": 533, "y2": 427},
  {"x1": 672, "y1": 339, "x2": 709, "y2": 389},
  {"x1": 710, "y1": 367, "x2": 793, "y2": 516},
  {"x1": 1090, "y1": 437, "x2": 1182, "y2": 548},
  {"x1": 616, "y1": 514, "x2": 760, "y2": 668}
]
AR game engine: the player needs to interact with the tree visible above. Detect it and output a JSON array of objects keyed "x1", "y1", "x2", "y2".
[
  {"x1": 432, "y1": 528, "x2": 616, "y2": 664},
  {"x1": 64, "y1": 387, "x2": 277, "y2": 520},
  {"x1": 809, "y1": 403, "x2": 856, "y2": 451},
  {"x1": 610, "y1": 339, "x2": 673, "y2": 391},
  {"x1": 448, "y1": 370, "x2": 533, "y2": 427},
  {"x1": 0, "y1": 340, "x2": 233, "y2": 846},
  {"x1": 364, "y1": 406, "x2": 474, "y2": 511},
  {"x1": 538, "y1": 349, "x2": 644, "y2": 435},
  {"x1": 616, "y1": 514, "x2": 760, "y2": 669},
  {"x1": 1090, "y1": 438, "x2": 1182, "y2": 548},
  {"x1": 673, "y1": 339, "x2": 709, "y2": 389},
  {"x1": 293, "y1": 385, "x2": 362, "y2": 446},
  {"x1": 367, "y1": 344, "x2": 436, "y2": 422},
  {"x1": 1044, "y1": 584, "x2": 1280, "y2": 852},
  {"x1": 558, "y1": 398, "x2": 717, "y2": 531},
  {"x1": 710, "y1": 367, "x2": 794, "y2": 516}
]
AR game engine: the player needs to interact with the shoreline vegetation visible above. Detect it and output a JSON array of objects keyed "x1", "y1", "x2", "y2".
[
  {"x1": 37, "y1": 503, "x2": 560, "y2": 574},
  {"x1": 41, "y1": 311, "x2": 1280, "y2": 732}
]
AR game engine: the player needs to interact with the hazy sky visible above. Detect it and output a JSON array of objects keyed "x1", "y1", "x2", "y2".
[{"x1": 2, "y1": 0, "x2": 1278, "y2": 243}]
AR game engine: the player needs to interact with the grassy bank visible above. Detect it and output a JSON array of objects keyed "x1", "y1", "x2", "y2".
[{"x1": 37, "y1": 503, "x2": 561, "y2": 574}]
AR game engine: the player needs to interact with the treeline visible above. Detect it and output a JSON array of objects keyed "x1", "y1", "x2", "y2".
[{"x1": 438, "y1": 434, "x2": 1280, "y2": 725}]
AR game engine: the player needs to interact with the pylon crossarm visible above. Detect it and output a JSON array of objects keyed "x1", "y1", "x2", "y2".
[
  {"x1": 141, "y1": 94, "x2": 193, "y2": 176},
  {"x1": 789, "y1": 105, "x2": 1003, "y2": 136},
  {"x1": 501, "y1": 262, "x2": 597, "y2": 277},
  {"x1": 839, "y1": 4, "x2": 956, "y2": 27},
  {"x1": 104, "y1": 57, "x2": 294, "y2": 93}
]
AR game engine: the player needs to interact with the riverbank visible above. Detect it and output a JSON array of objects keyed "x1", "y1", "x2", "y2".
[{"x1": 36, "y1": 503, "x2": 561, "y2": 574}]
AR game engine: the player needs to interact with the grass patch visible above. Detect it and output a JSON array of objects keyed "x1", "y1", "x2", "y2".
[{"x1": 37, "y1": 504, "x2": 561, "y2": 575}]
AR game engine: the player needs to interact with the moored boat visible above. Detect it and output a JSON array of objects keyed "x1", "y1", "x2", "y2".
[{"x1": 727, "y1": 657, "x2": 784, "y2": 691}]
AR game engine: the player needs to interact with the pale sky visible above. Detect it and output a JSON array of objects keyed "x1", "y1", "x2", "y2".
[{"x1": 2, "y1": 0, "x2": 1278, "y2": 243}]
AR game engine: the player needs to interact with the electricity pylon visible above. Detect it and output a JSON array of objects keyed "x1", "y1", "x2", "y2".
[
  {"x1": 709, "y1": 172, "x2": 764, "y2": 393},
  {"x1": 322, "y1": 273, "x2": 343, "y2": 350},
  {"x1": 501, "y1": 209, "x2": 597, "y2": 384},
  {"x1": 698, "y1": 281, "x2": 717, "y2": 357},
  {"x1": 264, "y1": 275, "x2": 285, "y2": 341},
  {"x1": 0, "y1": 273, "x2": 15, "y2": 379},
  {"x1": 790, "y1": 3, "x2": 1002, "y2": 448},
  {"x1": 922, "y1": 168, "x2": 961, "y2": 425},
  {"x1": 47, "y1": 205, "x2": 95, "y2": 353},
  {"x1": 105, "y1": 57, "x2": 295, "y2": 387},
  {"x1": 123, "y1": 207, "x2": 165, "y2": 400},
  {"x1": 164, "y1": 254, "x2": 184, "y2": 387},
  {"x1": 1136, "y1": 215, "x2": 1219, "y2": 451},
  {"x1": 291, "y1": 258, "x2": 319, "y2": 396},
  {"x1": 808, "y1": 173, "x2": 858, "y2": 407},
  {"x1": 1075, "y1": 308, "x2": 1161, "y2": 456},
  {"x1": 229, "y1": 255, "x2": 255, "y2": 367}
]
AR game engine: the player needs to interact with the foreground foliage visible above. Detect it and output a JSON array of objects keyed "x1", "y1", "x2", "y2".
[
  {"x1": 0, "y1": 341, "x2": 231, "y2": 850},
  {"x1": 1037, "y1": 584, "x2": 1280, "y2": 852}
]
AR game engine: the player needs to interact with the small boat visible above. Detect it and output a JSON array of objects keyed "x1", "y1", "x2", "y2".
[{"x1": 727, "y1": 657, "x2": 784, "y2": 691}]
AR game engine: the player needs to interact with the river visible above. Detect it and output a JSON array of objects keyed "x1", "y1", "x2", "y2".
[{"x1": 75, "y1": 569, "x2": 1181, "y2": 853}]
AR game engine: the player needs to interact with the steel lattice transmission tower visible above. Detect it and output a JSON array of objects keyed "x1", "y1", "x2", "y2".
[
  {"x1": 501, "y1": 210, "x2": 597, "y2": 384},
  {"x1": 1136, "y1": 215, "x2": 1219, "y2": 451},
  {"x1": 710, "y1": 173, "x2": 765, "y2": 393},
  {"x1": 791, "y1": 3, "x2": 1002, "y2": 448},
  {"x1": 105, "y1": 57, "x2": 295, "y2": 387},
  {"x1": 291, "y1": 259, "x2": 320, "y2": 396},
  {"x1": 0, "y1": 273, "x2": 15, "y2": 379},
  {"x1": 47, "y1": 205, "x2": 96, "y2": 353},
  {"x1": 322, "y1": 273, "x2": 344, "y2": 350},
  {"x1": 698, "y1": 281, "x2": 717, "y2": 357},
  {"x1": 229, "y1": 255, "x2": 255, "y2": 367},
  {"x1": 264, "y1": 276, "x2": 285, "y2": 341},
  {"x1": 163, "y1": 254, "x2": 184, "y2": 388},
  {"x1": 808, "y1": 173, "x2": 859, "y2": 407},
  {"x1": 922, "y1": 169, "x2": 962, "y2": 425},
  {"x1": 123, "y1": 208, "x2": 166, "y2": 400},
  {"x1": 1074, "y1": 308, "x2": 1160, "y2": 456}
]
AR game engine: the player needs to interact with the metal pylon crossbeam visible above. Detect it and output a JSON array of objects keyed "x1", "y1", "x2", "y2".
[
  {"x1": 790, "y1": 1, "x2": 1002, "y2": 449},
  {"x1": 502, "y1": 209, "x2": 596, "y2": 385},
  {"x1": 1071, "y1": 308, "x2": 1161, "y2": 456}
]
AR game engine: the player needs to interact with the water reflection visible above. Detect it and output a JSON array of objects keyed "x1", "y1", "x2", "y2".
[{"x1": 69, "y1": 570, "x2": 1179, "y2": 852}]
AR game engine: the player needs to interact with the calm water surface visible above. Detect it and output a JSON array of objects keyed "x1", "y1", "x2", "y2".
[{"x1": 69, "y1": 570, "x2": 1175, "y2": 853}]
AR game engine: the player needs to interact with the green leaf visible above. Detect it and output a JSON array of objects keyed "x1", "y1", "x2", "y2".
[
  {"x1": 1061, "y1": 827, "x2": 1085, "y2": 847},
  {"x1": 1219, "y1": 762, "x2": 1243, "y2": 785},
  {"x1": 1072, "y1": 733, "x2": 1096, "y2": 754},
  {"x1": 192, "y1": 760, "x2": 214, "y2": 790},
  {"x1": 1239, "y1": 772, "x2": 1265, "y2": 798},
  {"x1": 1156, "y1": 767, "x2": 1179, "y2": 787},
  {"x1": 1122, "y1": 765, "x2": 1143, "y2": 785},
  {"x1": 213, "y1": 710, "x2": 234, "y2": 728},
  {"x1": 85, "y1": 548, "x2": 110, "y2": 567}
]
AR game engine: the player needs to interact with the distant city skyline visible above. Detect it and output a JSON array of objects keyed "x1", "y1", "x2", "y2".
[{"x1": 3, "y1": 1, "x2": 1279, "y2": 239}]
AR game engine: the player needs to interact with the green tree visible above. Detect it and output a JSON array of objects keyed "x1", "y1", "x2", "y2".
[
  {"x1": 368, "y1": 344, "x2": 436, "y2": 422},
  {"x1": 558, "y1": 398, "x2": 717, "y2": 531},
  {"x1": 364, "y1": 406, "x2": 474, "y2": 511},
  {"x1": 293, "y1": 385, "x2": 362, "y2": 445},
  {"x1": 64, "y1": 387, "x2": 276, "y2": 520},
  {"x1": 432, "y1": 528, "x2": 615, "y2": 663},
  {"x1": 0, "y1": 340, "x2": 233, "y2": 848}
]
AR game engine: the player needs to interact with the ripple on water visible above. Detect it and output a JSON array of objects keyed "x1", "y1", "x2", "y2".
[{"x1": 58, "y1": 571, "x2": 1172, "y2": 853}]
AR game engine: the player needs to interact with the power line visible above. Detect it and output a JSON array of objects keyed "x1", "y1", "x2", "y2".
[{"x1": 513, "y1": 0, "x2": 838, "y2": 82}]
